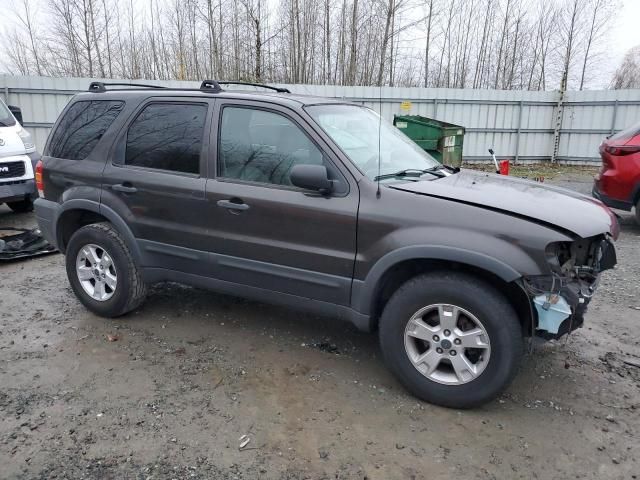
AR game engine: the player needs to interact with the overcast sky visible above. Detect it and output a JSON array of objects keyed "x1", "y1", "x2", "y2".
[{"x1": 611, "y1": 2, "x2": 640, "y2": 59}]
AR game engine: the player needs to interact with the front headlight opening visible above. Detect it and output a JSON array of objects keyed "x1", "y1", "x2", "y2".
[
  {"x1": 545, "y1": 241, "x2": 572, "y2": 272},
  {"x1": 17, "y1": 127, "x2": 35, "y2": 151},
  {"x1": 546, "y1": 236, "x2": 613, "y2": 278}
]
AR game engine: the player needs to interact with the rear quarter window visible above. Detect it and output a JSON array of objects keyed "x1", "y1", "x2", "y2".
[{"x1": 47, "y1": 100, "x2": 124, "y2": 160}]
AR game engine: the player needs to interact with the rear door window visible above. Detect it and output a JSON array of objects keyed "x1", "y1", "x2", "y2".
[
  {"x1": 125, "y1": 103, "x2": 207, "y2": 175},
  {"x1": 47, "y1": 100, "x2": 124, "y2": 160}
]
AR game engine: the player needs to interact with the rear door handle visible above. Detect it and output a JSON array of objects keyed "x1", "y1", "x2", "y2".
[
  {"x1": 112, "y1": 183, "x2": 137, "y2": 193},
  {"x1": 217, "y1": 199, "x2": 249, "y2": 212}
]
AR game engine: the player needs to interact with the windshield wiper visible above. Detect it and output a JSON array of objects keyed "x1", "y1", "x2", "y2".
[
  {"x1": 0, "y1": 121, "x2": 9, "y2": 127},
  {"x1": 438, "y1": 164, "x2": 461, "y2": 173},
  {"x1": 374, "y1": 167, "x2": 446, "y2": 181}
]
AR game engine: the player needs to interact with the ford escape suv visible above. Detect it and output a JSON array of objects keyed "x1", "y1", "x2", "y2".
[{"x1": 35, "y1": 81, "x2": 618, "y2": 408}]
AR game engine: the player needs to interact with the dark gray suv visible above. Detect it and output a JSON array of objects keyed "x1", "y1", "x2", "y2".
[{"x1": 34, "y1": 81, "x2": 618, "y2": 408}]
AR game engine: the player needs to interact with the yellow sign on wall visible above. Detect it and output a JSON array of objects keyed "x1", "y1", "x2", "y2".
[{"x1": 400, "y1": 101, "x2": 412, "y2": 111}]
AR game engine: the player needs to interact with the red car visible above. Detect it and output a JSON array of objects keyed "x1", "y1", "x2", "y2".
[{"x1": 593, "y1": 120, "x2": 640, "y2": 223}]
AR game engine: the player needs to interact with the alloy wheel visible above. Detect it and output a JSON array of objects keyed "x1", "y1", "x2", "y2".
[
  {"x1": 404, "y1": 304, "x2": 491, "y2": 385},
  {"x1": 75, "y1": 243, "x2": 117, "y2": 301}
]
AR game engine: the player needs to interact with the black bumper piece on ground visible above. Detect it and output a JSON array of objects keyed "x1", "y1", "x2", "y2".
[{"x1": 0, "y1": 227, "x2": 57, "y2": 261}]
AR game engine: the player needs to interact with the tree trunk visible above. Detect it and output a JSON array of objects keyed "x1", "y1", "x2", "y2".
[
  {"x1": 579, "y1": 0, "x2": 603, "y2": 91},
  {"x1": 423, "y1": 0, "x2": 433, "y2": 87},
  {"x1": 347, "y1": 0, "x2": 358, "y2": 85},
  {"x1": 494, "y1": 0, "x2": 512, "y2": 89},
  {"x1": 377, "y1": 0, "x2": 394, "y2": 86}
]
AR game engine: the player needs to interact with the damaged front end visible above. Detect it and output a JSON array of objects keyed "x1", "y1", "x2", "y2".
[{"x1": 521, "y1": 234, "x2": 617, "y2": 340}]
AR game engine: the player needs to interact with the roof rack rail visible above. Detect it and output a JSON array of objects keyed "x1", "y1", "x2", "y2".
[
  {"x1": 217, "y1": 81, "x2": 290, "y2": 93},
  {"x1": 87, "y1": 79, "x2": 289, "y2": 95},
  {"x1": 199, "y1": 80, "x2": 223, "y2": 92},
  {"x1": 88, "y1": 82, "x2": 167, "y2": 92}
]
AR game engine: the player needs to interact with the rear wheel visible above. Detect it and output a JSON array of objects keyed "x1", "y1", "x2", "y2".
[
  {"x1": 66, "y1": 222, "x2": 147, "y2": 317},
  {"x1": 379, "y1": 271, "x2": 523, "y2": 409},
  {"x1": 7, "y1": 198, "x2": 34, "y2": 213}
]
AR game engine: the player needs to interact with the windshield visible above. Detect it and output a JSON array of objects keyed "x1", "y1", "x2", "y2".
[
  {"x1": 0, "y1": 100, "x2": 16, "y2": 127},
  {"x1": 306, "y1": 104, "x2": 440, "y2": 180}
]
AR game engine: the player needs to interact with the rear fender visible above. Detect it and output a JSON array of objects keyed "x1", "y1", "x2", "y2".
[{"x1": 55, "y1": 199, "x2": 141, "y2": 263}]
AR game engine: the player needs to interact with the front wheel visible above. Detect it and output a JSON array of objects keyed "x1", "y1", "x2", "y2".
[
  {"x1": 65, "y1": 222, "x2": 147, "y2": 317},
  {"x1": 379, "y1": 272, "x2": 523, "y2": 409}
]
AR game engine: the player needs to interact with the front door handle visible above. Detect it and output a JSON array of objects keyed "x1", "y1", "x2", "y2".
[
  {"x1": 112, "y1": 183, "x2": 137, "y2": 193},
  {"x1": 217, "y1": 199, "x2": 249, "y2": 212}
]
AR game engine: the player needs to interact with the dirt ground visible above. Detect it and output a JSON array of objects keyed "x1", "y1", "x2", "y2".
[{"x1": 1, "y1": 171, "x2": 638, "y2": 480}]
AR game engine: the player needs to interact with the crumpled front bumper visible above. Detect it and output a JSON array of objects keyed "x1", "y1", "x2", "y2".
[
  {"x1": 532, "y1": 278, "x2": 596, "y2": 340},
  {"x1": 526, "y1": 237, "x2": 616, "y2": 340}
]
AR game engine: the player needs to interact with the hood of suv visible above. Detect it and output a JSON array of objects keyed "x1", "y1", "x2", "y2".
[{"x1": 390, "y1": 170, "x2": 618, "y2": 239}]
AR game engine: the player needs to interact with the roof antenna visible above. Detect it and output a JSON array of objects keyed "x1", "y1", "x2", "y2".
[{"x1": 376, "y1": 82, "x2": 382, "y2": 199}]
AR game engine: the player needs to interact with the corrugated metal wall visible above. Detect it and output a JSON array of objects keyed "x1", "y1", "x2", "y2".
[{"x1": 2, "y1": 75, "x2": 640, "y2": 163}]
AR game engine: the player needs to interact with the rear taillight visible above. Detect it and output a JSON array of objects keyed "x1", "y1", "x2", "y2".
[
  {"x1": 604, "y1": 145, "x2": 640, "y2": 156},
  {"x1": 35, "y1": 160, "x2": 44, "y2": 198}
]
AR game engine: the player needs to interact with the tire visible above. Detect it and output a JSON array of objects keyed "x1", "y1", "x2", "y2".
[
  {"x1": 65, "y1": 222, "x2": 147, "y2": 317},
  {"x1": 379, "y1": 271, "x2": 523, "y2": 409},
  {"x1": 635, "y1": 199, "x2": 640, "y2": 226},
  {"x1": 7, "y1": 198, "x2": 34, "y2": 213}
]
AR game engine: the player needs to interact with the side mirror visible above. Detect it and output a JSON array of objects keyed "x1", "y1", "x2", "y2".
[
  {"x1": 8, "y1": 105, "x2": 23, "y2": 125},
  {"x1": 290, "y1": 164, "x2": 334, "y2": 194}
]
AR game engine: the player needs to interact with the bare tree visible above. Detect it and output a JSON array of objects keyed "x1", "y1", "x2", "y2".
[
  {"x1": 12, "y1": 0, "x2": 43, "y2": 75},
  {"x1": 423, "y1": 0, "x2": 435, "y2": 87},
  {"x1": 578, "y1": 0, "x2": 613, "y2": 90},
  {"x1": 0, "y1": 0, "x2": 617, "y2": 91},
  {"x1": 558, "y1": 0, "x2": 581, "y2": 95},
  {"x1": 611, "y1": 45, "x2": 640, "y2": 89}
]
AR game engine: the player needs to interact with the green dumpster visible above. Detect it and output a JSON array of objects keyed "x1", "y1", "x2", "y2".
[{"x1": 393, "y1": 115, "x2": 465, "y2": 167}]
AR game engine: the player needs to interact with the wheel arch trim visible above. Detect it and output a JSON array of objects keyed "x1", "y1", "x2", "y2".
[
  {"x1": 54, "y1": 199, "x2": 141, "y2": 263},
  {"x1": 352, "y1": 245, "x2": 523, "y2": 316}
]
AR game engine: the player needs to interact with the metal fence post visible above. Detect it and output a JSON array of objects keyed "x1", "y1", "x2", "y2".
[
  {"x1": 610, "y1": 99, "x2": 618, "y2": 135},
  {"x1": 551, "y1": 90, "x2": 565, "y2": 163}
]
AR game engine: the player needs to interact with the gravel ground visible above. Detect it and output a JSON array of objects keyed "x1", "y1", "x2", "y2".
[{"x1": 0, "y1": 172, "x2": 638, "y2": 480}]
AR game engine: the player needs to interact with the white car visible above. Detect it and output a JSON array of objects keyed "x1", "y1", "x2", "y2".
[{"x1": 0, "y1": 97, "x2": 39, "y2": 212}]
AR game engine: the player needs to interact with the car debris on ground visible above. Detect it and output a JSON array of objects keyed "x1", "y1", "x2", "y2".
[{"x1": 0, "y1": 226, "x2": 56, "y2": 261}]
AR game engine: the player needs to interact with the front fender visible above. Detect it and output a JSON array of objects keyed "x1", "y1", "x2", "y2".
[{"x1": 351, "y1": 245, "x2": 534, "y2": 316}]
